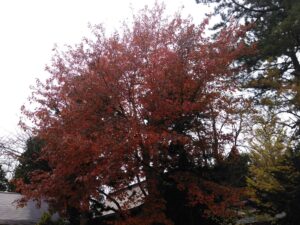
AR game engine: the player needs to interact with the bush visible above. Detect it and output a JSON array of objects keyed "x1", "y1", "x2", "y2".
[{"x1": 36, "y1": 212, "x2": 67, "y2": 225}]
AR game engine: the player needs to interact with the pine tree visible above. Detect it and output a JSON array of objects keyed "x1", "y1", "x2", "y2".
[
  {"x1": 196, "y1": 0, "x2": 300, "y2": 134},
  {"x1": 14, "y1": 137, "x2": 49, "y2": 184},
  {"x1": 0, "y1": 165, "x2": 9, "y2": 191},
  {"x1": 269, "y1": 151, "x2": 300, "y2": 225}
]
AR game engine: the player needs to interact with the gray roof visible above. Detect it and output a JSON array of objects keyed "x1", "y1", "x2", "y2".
[{"x1": 0, "y1": 192, "x2": 57, "y2": 225}]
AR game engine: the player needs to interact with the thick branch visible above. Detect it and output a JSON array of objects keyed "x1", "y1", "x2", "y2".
[
  {"x1": 136, "y1": 174, "x2": 148, "y2": 197},
  {"x1": 231, "y1": 0, "x2": 281, "y2": 13},
  {"x1": 89, "y1": 197, "x2": 119, "y2": 214},
  {"x1": 289, "y1": 52, "x2": 300, "y2": 77}
]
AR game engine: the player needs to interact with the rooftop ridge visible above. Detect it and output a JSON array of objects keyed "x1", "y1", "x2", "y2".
[{"x1": 0, "y1": 191, "x2": 20, "y2": 194}]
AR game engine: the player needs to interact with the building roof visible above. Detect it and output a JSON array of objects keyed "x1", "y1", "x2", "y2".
[
  {"x1": 103, "y1": 182, "x2": 145, "y2": 216},
  {"x1": 0, "y1": 192, "x2": 57, "y2": 225}
]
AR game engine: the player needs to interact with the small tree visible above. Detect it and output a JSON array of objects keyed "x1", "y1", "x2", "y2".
[
  {"x1": 246, "y1": 109, "x2": 292, "y2": 214},
  {"x1": 0, "y1": 165, "x2": 9, "y2": 191},
  {"x1": 14, "y1": 137, "x2": 49, "y2": 185}
]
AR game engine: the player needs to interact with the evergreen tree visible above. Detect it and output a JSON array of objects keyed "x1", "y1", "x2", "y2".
[
  {"x1": 0, "y1": 164, "x2": 9, "y2": 191},
  {"x1": 269, "y1": 151, "x2": 300, "y2": 225},
  {"x1": 196, "y1": 0, "x2": 300, "y2": 132},
  {"x1": 14, "y1": 137, "x2": 50, "y2": 185},
  {"x1": 223, "y1": 147, "x2": 250, "y2": 188}
]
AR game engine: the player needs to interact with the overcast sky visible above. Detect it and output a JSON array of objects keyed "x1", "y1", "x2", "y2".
[{"x1": 0, "y1": 0, "x2": 211, "y2": 137}]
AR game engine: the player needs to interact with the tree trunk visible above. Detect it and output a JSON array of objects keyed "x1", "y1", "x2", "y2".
[{"x1": 67, "y1": 207, "x2": 81, "y2": 225}]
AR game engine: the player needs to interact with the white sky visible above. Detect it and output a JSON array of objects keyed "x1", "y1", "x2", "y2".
[{"x1": 0, "y1": 0, "x2": 211, "y2": 137}]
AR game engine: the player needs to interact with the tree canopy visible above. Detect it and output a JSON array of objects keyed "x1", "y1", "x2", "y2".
[
  {"x1": 196, "y1": 0, "x2": 300, "y2": 130},
  {"x1": 16, "y1": 4, "x2": 253, "y2": 225}
]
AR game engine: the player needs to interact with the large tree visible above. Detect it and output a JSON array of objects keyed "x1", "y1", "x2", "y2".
[
  {"x1": 196, "y1": 0, "x2": 300, "y2": 131},
  {"x1": 195, "y1": 1, "x2": 300, "y2": 223},
  {"x1": 17, "y1": 5, "x2": 252, "y2": 225}
]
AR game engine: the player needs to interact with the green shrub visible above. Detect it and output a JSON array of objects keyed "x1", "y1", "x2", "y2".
[{"x1": 36, "y1": 212, "x2": 67, "y2": 225}]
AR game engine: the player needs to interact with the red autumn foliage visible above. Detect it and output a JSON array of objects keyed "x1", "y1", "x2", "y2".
[{"x1": 17, "y1": 4, "x2": 253, "y2": 224}]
